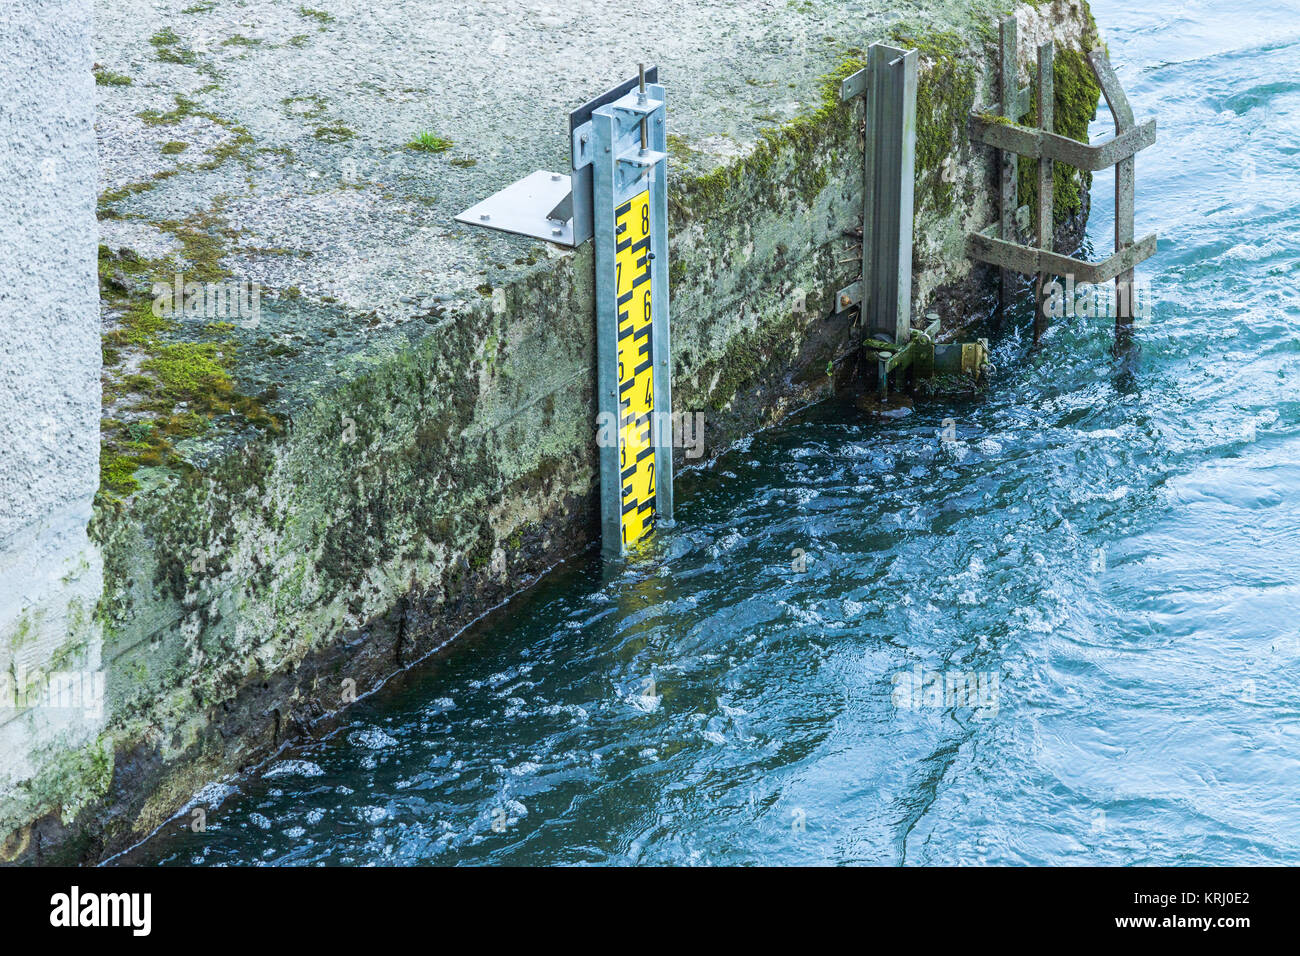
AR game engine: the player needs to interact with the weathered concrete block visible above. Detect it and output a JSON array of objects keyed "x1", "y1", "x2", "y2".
[{"x1": 3, "y1": 0, "x2": 1101, "y2": 860}]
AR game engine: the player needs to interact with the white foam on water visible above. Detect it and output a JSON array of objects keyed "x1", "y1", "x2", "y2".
[
  {"x1": 348, "y1": 727, "x2": 399, "y2": 749},
  {"x1": 263, "y1": 759, "x2": 325, "y2": 779}
]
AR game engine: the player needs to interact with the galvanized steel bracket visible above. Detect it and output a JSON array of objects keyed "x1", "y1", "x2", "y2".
[{"x1": 455, "y1": 67, "x2": 659, "y2": 246}]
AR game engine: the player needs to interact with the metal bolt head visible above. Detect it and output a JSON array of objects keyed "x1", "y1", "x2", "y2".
[{"x1": 840, "y1": 294, "x2": 851, "y2": 307}]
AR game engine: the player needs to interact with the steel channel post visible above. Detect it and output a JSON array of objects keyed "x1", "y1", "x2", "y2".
[
  {"x1": 1090, "y1": 48, "x2": 1137, "y2": 332},
  {"x1": 861, "y1": 47, "x2": 881, "y2": 333},
  {"x1": 869, "y1": 46, "x2": 902, "y2": 342},
  {"x1": 894, "y1": 49, "x2": 918, "y2": 346},
  {"x1": 647, "y1": 83, "x2": 673, "y2": 524}
]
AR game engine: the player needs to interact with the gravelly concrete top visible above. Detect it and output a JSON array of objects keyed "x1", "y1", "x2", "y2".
[
  {"x1": 97, "y1": 0, "x2": 1004, "y2": 306},
  {"x1": 94, "y1": 0, "x2": 1007, "y2": 422}
]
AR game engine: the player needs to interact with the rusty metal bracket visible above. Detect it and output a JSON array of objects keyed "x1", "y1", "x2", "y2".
[
  {"x1": 864, "y1": 315, "x2": 991, "y2": 400},
  {"x1": 967, "y1": 16, "x2": 1157, "y2": 342}
]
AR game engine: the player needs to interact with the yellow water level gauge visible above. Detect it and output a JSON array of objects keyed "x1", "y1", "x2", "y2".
[{"x1": 590, "y1": 73, "x2": 673, "y2": 559}]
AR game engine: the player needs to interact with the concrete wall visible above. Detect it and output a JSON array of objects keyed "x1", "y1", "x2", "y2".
[
  {"x1": 0, "y1": 0, "x2": 104, "y2": 859},
  {"x1": 2, "y1": 0, "x2": 1099, "y2": 862}
]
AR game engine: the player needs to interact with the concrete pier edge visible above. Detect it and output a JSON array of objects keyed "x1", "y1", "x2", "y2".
[{"x1": 2, "y1": 0, "x2": 1100, "y2": 862}]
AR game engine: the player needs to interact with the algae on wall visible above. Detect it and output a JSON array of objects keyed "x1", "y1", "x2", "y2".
[{"x1": 1016, "y1": 44, "x2": 1104, "y2": 227}]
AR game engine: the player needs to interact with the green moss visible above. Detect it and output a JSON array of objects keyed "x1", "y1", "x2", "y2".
[
  {"x1": 705, "y1": 309, "x2": 803, "y2": 410},
  {"x1": 138, "y1": 93, "x2": 204, "y2": 127},
  {"x1": 449, "y1": 157, "x2": 477, "y2": 168},
  {"x1": 27, "y1": 737, "x2": 114, "y2": 828},
  {"x1": 104, "y1": 299, "x2": 170, "y2": 348},
  {"x1": 221, "y1": 35, "x2": 261, "y2": 48},
  {"x1": 160, "y1": 141, "x2": 188, "y2": 155},
  {"x1": 144, "y1": 342, "x2": 233, "y2": 395},
  {"x1": 8, "y1": 611, "x2": 36, "y2": 649},
  {"x1": 154, "y1": 214, "x2": 231, "y2": 283},
  {"x1": 104, "y1": 94, "x2": 254, "y2": 216},
  {"x1": 979, "y1": 110, "x2": 1017, "y2": 127},
  {"x1": 150, "y1": 28, "x2": 197, "y2": 65},
  {"x1": 48, "y1": 634, "x2": 89, "y2": 673},
  {"x1": 93, "y1": 65, "x2": 132, "y2": 87},
  {"x1": 313, "y1": 124, "x2": 355, "y2": 143},
  {"x1": 102, "y1": 455, "x2": 141, "y2": 495},
  {"x1": 673, "y1": 50, "x2": 864, "y2": 222},
  {"x1": 1017, "y1": 46, "x2": 1102, "y2": 228},
  {"x1": 283, "y1": 94, "x2": 328, "y2": 119},
  {"x1": 298, "y1": 6, "x2": 334, "y2": 24},
  {"x1": 665, "y1": 133, "x2": 697, "y2": 163},
  {"x1": 96, "y1": 210, "x2": 280, "y2": 499},
  {"x1": 891, "y1": 29, "x2": 978, "y2": 219},
  {"x1": 288, "y1": 33, "x2": 311, "y2": 47},
  {"x1": 98, "y1": 180, "x2": 157, "y2": 208}
]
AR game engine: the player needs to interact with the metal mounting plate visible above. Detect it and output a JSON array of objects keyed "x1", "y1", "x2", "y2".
[
  {"x1": 455, "y1": 68, "x2": 660, "y2": 248},
  {"x1": 454, "y1": 170, "x2": 575, "y2": 244}
]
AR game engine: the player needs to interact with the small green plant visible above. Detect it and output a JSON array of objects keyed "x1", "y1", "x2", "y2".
[
  {"x1": 408, "y1": 130, "x2": 452, "y2": 153},
  {"x1": 125, "y1": 421, "x2": 156, "y2": 443},
  {"x1": 298, "y1": 6, "x2": 334, "y2": 24},
  {"x1": 160, "y1": 141, "x2": 188, "y2": 155}
]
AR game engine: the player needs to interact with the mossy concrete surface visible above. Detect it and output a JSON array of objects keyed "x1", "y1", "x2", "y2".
[{"x1": 5, "y1": 0, "x2": 1101, "y2": 861}]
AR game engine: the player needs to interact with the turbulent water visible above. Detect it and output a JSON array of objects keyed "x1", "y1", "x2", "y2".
[{"x1": 124, "y1": 1, "x2": 1300, "y2": 866}]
